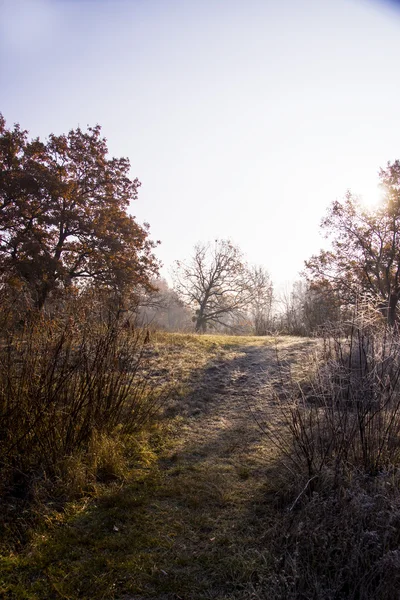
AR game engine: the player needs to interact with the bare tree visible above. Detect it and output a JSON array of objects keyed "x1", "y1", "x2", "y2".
[
  {"x1": 278, "y1": 282, "x2": 304, "y2": 335},
  {"x1": 173, "y1": 240, "x2": 254, "y2": 332},
  {"x1": 247, "y1": 266, "x2": 274, "y2": 335},
  {"x1": 278, "y1": 280, "x2": 341, "y2": 335},
  {"x1": 137, "y1": 278, "x2": 192, "y2": 331}
]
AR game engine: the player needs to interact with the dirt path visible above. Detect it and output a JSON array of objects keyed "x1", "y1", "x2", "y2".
[
  {"x1": 132, "y1": 337, "x2": 320, "y2": 599},
  {"x1": 165, "y1": 338, "x2": 317, "y2": 476}
]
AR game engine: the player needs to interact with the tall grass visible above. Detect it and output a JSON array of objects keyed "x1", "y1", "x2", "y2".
[
  {"x1": 265, "y1": 317, "x2": 400, "y2": 483},
  {"x1": 260, "y1": 312, "x2": 400, "y2": 599},
  {"x1": 0, "y1": 292, "x2": 158, "y2": 502}
]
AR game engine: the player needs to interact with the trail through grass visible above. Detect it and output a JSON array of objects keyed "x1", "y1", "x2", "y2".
[{"x1": 0, "y1": 334, "x2": 317, "y2": 600}]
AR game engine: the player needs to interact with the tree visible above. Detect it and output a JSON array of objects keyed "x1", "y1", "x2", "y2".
[
  {"x1": 278, "y1": 280, "x2": 340, "y2": 335},
  {"x1": 305, "y1": 162, "x2": 400, "y2": 326},
  {"x1": 247, "y1": 265, "x2": 273, "y2": 335},
  {"x1": 137, "y1": 278, "x2": 192, "y2": 331},
  {"x1": 0, "y1": 115, "x2": 159, "y2": 309},
  {"x1": 173, "y1": 239, "x2": 253, "y2": 332}
]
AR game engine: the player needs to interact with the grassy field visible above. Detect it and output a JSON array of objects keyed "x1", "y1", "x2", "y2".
[
  {"x1": 0, "y1": 333, "x2": 308, "y2": 599},
  {"x1": 2, "y1": 331, "x2": 400, "y2": 599}
]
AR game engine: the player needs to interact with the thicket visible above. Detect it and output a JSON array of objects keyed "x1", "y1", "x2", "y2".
[
  {"x1": 0, "y1": 289, "x2": 160, "y2": 546},
  {"x1": 262, "y1": 310, "x2": 400, "y2": 599}
]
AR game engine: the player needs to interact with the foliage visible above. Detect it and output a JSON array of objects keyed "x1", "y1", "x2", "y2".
[
  {"x1": 264, "y1": 471, "x2": 400, "y2": 600},
  {"x1": 257, "y1": 313, "x2": 400, "y2": 599},
  {"x1": 306, "y1": 162, "x2": 400, "y2": 325},
  {"x1": 264, "y1": 320, "x2": 400, "y2": 483},
  {"x1": 173, "y1": 239, "x2": 255, "y2": 332},
  {"x1": 0, "y1": 114, "x2": 159, "y2": 309}
]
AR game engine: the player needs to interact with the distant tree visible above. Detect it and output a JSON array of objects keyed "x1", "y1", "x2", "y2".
[
  {"x1": 279, "y1": 280, "x2": 340, "y2": 335},
  {"x1": 138, "y1": 278, "x2": 192, "y2": 331},
  {"x1": 0, "y1": 115, "x2": 159, "y2": 309},
  {"x1": 278, "y1": 281, "x2": 305, "y2": 335},
  {"x1": 305, "y1": 162, "x2": 400, "y2": 326},
  {"x1": 302, "y1": 284, "x2": 341, "y2": 332},
  {"x1": 247, "y1": 266, "x2": 273, "y2": 335},
  {"x1": 173, "y1": 240, "x2": 253, "y2": 332}
]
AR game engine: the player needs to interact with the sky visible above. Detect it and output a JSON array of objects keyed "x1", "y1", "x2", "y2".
[{"x1": 1, "y1": 0, "x2": 400, "y2": 288}]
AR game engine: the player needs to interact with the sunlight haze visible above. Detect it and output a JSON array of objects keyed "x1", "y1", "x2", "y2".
[{"x1": 1, "y1": 0, "x2": 400, "y2": 286}]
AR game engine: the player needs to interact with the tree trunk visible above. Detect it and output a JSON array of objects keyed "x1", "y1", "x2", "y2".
[
  {"x1": 35, "y1": 275, "x2": 57, "y2": 311},
  {"x1": 388, "y1": 291, "x2": 399, "y2": 327},
  {"x1": 36, "y1": 284, "x2": 50, "y2": 311},
  {"x1": 195, "y1": 314, "x2": 206, "y2": 333}
]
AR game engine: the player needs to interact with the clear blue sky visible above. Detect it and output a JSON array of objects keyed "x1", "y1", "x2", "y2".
[{"x1": 2, "y1": 0, "x2": 400, "y2": 286}]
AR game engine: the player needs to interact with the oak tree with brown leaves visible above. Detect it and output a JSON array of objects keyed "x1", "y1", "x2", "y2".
[
  {"x1": 305, "y1": 161, "x2": 400, "y2": 326},
  {"x1": 0, "y1": 115, "x2": 159, "y2": 309}
]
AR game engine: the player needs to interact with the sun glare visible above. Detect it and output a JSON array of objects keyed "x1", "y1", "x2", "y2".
[{"x1": 358, "y1": 186, "x2": 385, "y2": 210}]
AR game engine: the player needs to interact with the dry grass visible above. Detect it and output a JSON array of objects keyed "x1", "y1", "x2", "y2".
[
  {"x1": 0, "y1": 332, "x2": 316, "y2": 599},
  {"x1": 0, "y1": 298, "x2": 165, "y2": 560},
  {"x1": 3, "y1": 329, "x2": 399, "y2": 599}
]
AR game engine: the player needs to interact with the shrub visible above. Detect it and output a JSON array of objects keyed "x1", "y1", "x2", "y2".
[
  {"x1": 267, "y1": 317, "x2": 400, "y2": 484},
  {"x1": 0, "y1": 293, "x2": 158, "y2": 501},
  {"x1": 260, "y1": 312, "x2": 400, "y2": 598}
]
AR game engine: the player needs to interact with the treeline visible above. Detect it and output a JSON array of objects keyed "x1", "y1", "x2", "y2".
[
  {"x1": 3, "y1": 112, "x2": 400, "y2": 335},
  {"x1": 139, "y1": 276, "x2": 340, "y2": 337},
  {"x1": 3, "y1": 111, "x2": 400, "y2": 337},
  {"x1": 168, "y1": 161, "x2": 400, "y2": 334}
]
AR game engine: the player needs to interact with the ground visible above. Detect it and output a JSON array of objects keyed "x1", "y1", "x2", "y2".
[{"x1": 0, "y1": 334, "x2": 318, "y2": 600}]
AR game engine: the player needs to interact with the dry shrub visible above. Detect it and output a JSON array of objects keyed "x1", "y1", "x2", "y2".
[
  {"x1": 267, "y1": 316, "x2": 400, "y2": 483},
  {"x1": 0, "y1": 292, "x2": 159, "y2": 503},
  {"x1": 263, "y1": 473, "x2": 400, "y2": 600},
  {"x1": 260, "y1": 310, "x2": 400, "y2": 599}
]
